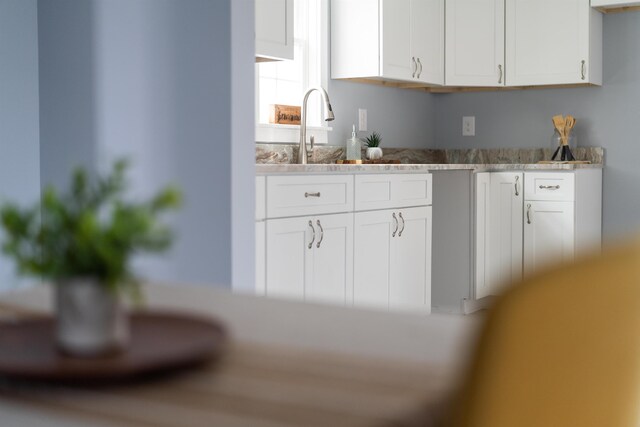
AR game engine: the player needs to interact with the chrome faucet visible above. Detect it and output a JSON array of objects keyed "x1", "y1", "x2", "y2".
[{"x1": 298, "y1": 87, "x2": 335, "y2": 164}]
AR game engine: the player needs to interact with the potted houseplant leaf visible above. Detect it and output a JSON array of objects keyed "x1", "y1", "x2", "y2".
[
  {"x1": 364, "y1": 131, "x2": 383, "y2": 160},
  {"x1": 0, "y1": 159, "x2": 181, "y2": 357}
]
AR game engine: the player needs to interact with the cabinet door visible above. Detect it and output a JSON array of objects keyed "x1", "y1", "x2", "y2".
[
  {"x1": 255, "y1": 0, "x2": 294, "y2": 61},
  {"x1": 381, "y1": 0, "x2": 412, "y2": 81},
  {"x1": 308, "y1": 214, "x2": 354, "y2": 305},
  {"x1": 505, "y1": 0, "x2": 594, "y2": 86},
  {"x1": 523, "y1": 201, "x2": 575, "y2": 276},
  {"x1": 488, "y1": 173, "x2": 523, "y2": 293},
  {"x1": 391, "y1": 206, "x2": 432, "y2": 313},
  {"x1": 445, "y1": 0, "x2": 504, "y2": 86},
  {"x1": 354, "y1": 209, "x2": 395, "y2": 309},
  {"x1": 265, "y1": 217, "x2": 313, "y2": 299},
  {"x1": 411, "y1": 0, "x2": 444, "y2": 85}
]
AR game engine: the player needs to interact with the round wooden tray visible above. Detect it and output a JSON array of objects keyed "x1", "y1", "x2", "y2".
[{"x1": 0, "y1": 312, "x2": 227, "y2": 384}]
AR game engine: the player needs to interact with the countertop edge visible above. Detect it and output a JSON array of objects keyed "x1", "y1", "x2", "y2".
[{"x1": 255, "y1": 163, "x2": 603, "y2": 174}]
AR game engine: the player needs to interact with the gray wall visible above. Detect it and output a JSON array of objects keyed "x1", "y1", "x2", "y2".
[
  {"x1": 328, "y1": 80, "x2": 437, "y2": 148},
  {"x1": 37, "y1": 0, "x2": 255, "y2": 289},
  {"x1": 0, "y1": 0, "x2": 41, "y2": 290},
  {"x1": 434, "y1": 12, "x2": 640, "y2": 239}
]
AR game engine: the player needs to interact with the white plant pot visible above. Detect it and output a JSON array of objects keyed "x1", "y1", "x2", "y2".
[
  {"x1": 366, "y1": 147, "x2": 383, "y2": 160},
  {"x1": 56, "y1": 278, "x2": 129, "y2": 357}
]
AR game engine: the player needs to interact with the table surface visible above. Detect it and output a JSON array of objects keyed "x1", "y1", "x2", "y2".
[{"x1": 0, "y1": 284, "x2": 480, "y2": 427}]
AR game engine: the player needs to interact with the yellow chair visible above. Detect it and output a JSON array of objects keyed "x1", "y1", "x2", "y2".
[{"x1": 450, "y1": 241, "x2": 640, "y2": 427}]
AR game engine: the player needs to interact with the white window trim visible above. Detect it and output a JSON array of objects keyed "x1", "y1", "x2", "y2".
[{"x1": 255, "y1": 0, "x2": 331, "y2": 145}]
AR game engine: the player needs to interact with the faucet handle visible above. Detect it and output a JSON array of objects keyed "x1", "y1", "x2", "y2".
[{"x1": 307, "y1": 135, "x2": 315, "y2": 158}]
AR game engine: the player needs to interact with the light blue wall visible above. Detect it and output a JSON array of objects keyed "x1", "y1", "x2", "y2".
[
  {"x1": 37, "y1": 0, "x2": 255, "y2": 289},
  {"x1": 434, "y1": 12, "x2": 640, "y2": 239},
  {"x1": 0, "y1": 0, "x2": 41, "y2": 290},
  {"x1": 328, "y1": 80, "x2": 437, "y2": 148}
]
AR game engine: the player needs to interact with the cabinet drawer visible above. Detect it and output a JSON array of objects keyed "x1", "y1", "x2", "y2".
[
  {"x1": 355, "y1": 174, "x2": 432, "y2": 211},
  {"x1": 266, "y1": 175, "x2": 354, "y2": 218},
  {"x1": 524, "y1": 172, "x2": 575, "y2": 201}
]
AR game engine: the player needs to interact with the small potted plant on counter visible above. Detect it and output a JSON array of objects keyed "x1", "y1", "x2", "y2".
[
  {"x1": 0, "y1": 159, "x2": 181, "y2": 357},
  {"x1": 364, "y1": 131, "x2": 383, "y2": 160}
]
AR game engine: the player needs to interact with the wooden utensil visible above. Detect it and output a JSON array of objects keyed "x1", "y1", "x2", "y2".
[{"x1": 552, "y1": 115, "x2": 567, "y2": 146}]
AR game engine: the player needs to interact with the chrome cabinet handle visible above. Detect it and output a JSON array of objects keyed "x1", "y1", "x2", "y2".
[
  {"x1": 526, "y1": 204, "x2": 532, "y2": 225},
  {"x1": 316, "y1": 220, "x2": 324, "y2": 248},
  {"x1": 305, "y1": 192, "x2": 321, "y2": 198},
  {"x1": 392, "y1": 213, "x2": 398, "y2": 237},
  {"x1": 581, "y1": 60, "x2": 586, "y2": 80},
  {"x1": 411, "y1": 57, "x2": 417, "y2": 78},
  {"x1": 515, "y1": 176, "x2": 520, "y2": 196},
  {"x1": 416, "y1": 58, "x2": 423, "y2": 79},
  {"x1": 308, "y1": 220, "x2": 315, "y2": 249},
  {"x1": 539, "y1": 185, "x2": 560, "y2": 190},
  {"x1": 498, "y1": 64, "x2": 503, "y2": 84},
  {"x1": 398, "y1": 212, "x2": 405, "y2": 237}
]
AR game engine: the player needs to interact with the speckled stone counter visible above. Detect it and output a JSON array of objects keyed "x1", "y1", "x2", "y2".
[
  {"x1": 255, "y1": 144, "x2": 604, "y2": 174},
  {"x1": 256, "y1": 144, "x2": 604, "y2": 175}
]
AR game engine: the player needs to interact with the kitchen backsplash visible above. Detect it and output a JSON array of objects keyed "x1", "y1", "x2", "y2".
[{"x1": 256, "y1": 144, "x2": 604, "y2": 165}]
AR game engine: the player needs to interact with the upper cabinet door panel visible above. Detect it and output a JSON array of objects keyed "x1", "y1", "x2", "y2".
[
  {"x1": 411, "y1": 0, "x2": 445, "y2": 85},
  {"x1": 256, "y1": 0, "x2": 294, "y2": 61},
  {"x1": 506, "y1": 0, "x2": 600, "y2": 86},
  {"x1": 445, "y1": 0, "x2": 504, "y2": 87},
  {"x1": 381, "y1": 0, "x2": 412, "y2": 80}
]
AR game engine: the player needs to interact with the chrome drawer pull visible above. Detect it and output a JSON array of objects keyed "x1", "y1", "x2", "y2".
[
  {"x1": 316, "y1": 220, "x2": 324, "y2": 248},
  {"x1": 392, "y1": 213, "x2": 398, "y2": 237},
  {"x1": 515, "y1": 176, "x2": 520, "y2": 196},
  {"x1": 398, "y1": 212, "x2": 405, "y2": 237},
  {"x1": 526, "y1": 204, "x2": 532, "y2": 224},
  {"x1": 539, "y1": 185, "x2": 560, "y2": 190},
  {"x1": 305, "y1": 192, "x2": 321, "y2": 198},
  {"x1": 308, "y1": 221, "x2": 315, "y2": 249}
]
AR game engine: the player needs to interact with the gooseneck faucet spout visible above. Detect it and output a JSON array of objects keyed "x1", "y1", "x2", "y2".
[{"x1": 298, "y1": 87, "x2": 335, "y2": 164}]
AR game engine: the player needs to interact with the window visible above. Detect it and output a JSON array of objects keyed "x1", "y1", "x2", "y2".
[{"x1": 255, "y1": 0, "x2": 329, "y2": 144}]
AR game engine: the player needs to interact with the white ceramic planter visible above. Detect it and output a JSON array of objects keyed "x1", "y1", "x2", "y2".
[
  {"x1": 366, "y1": 147, "x2": 383, "y2": 160},
  {"x1": 56, "y1": 278, "x2": 129, "y2": 357}
]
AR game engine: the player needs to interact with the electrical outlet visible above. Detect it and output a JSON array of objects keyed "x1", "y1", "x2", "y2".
[
  {"x1": 462, "y1": 116, "x2": 475, "y2": 136},
  {"x1": 358, "y1": 109, "x2": 367, "y2": 132}
]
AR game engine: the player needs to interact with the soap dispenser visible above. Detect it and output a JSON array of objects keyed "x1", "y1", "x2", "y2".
[{"x1": 346, "y1": 125, "x2": 361, "y2": 161}]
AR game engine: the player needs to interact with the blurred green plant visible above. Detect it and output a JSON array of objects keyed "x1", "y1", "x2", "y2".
[{"x1": 0, "y1": 159, "x2": 182, "y2": 300}]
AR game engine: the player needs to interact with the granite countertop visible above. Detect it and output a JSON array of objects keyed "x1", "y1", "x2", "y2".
[
  {"x1": 255, "y1": 145, "x2": 604, "y2": 174},
  {"x1": 256, "y1": 162, "x2": 602, "y2": 175}
]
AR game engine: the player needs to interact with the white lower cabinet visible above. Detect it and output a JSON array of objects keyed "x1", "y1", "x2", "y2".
[
  {"x1": 475, "y1": 172, "x2": 523, "y2": 298},
  {"x1": 523, "y1": 201, "x2": 575, "y2": 276},
  {"x1": 354, "y1": 206, "x2": 432, "y2": 313},
  {"x1": 265, "y1": 213, "x2": 353, "y2": 305},
  {"x1": 475, "y1": 169, "x2": 601, "y2": 300}
]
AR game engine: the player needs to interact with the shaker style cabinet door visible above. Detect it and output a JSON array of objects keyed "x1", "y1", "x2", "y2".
[
  {"x1": 265, "y1": 217, "x2": 313, "y2": 300},
  {"x1": 505, "y1": 0, "x2": 602, "y2": 86},
  {"x1": 380, "y1": 0, "x2": 413, "y2": 81},
  {"x1": 353, "y1": 209, "x2": 395, "y2": 310},
  {"x1": 390, "y1": 206, "x2": 432, "y2": 313},
  {"x1": 488, "y1": 172, "x2": 524, "y2": 294},
  {"x1": 306, "y1": 214, "x2": 354, "y2": 306},
  {"x1": 445, "y1": 0, "x2": 505, "y2": 86},
  {"x1": 411, "y1": 0, "x2": 445, "y2": 85},
  {"x1": 255, "y1": 0, "x2": 294, "y2": 61},
  {"x1": 523, "y1": 201, "x2": 575, "y2": 276}
]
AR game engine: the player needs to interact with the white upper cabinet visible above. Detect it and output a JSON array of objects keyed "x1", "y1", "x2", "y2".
[
  {"x1": 255, "y1": 0, "x2": 294, "y2": 61},
  {"x1": 445, "y1": 0, "x2": 505, "y2": 87},
  {"x1": 591, "y1": 0, "x2": 640, "y2": 8},
  {"x1": 505, "y1": 0, "x2": 602, "y2": 86},
  {"x1": 331, "y1": 0, "x2": 444, "y2": 86}
]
